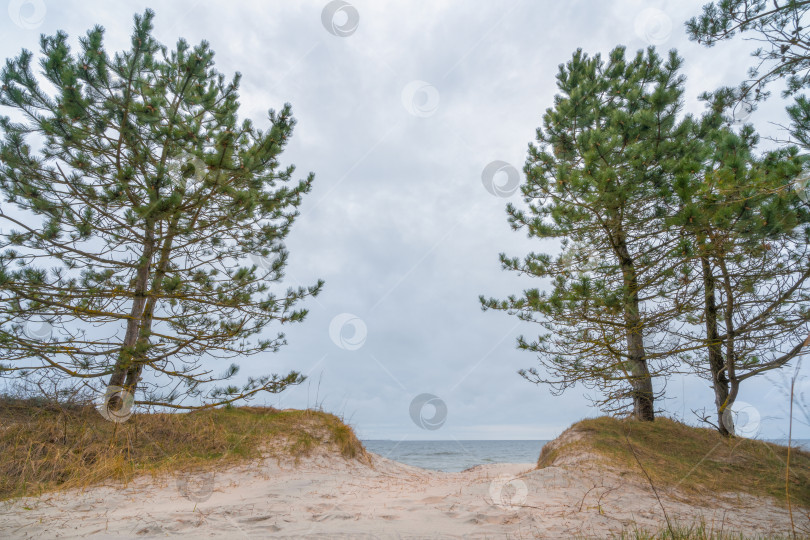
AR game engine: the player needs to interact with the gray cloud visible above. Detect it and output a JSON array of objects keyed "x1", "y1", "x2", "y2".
[{"x1": 1, "y1": 0, "x2": 806, "y2": 440}]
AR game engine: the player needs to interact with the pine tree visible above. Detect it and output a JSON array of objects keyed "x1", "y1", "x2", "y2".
[
  {"x1": 481, "y1": 47, "x2": 701, "y2": 421},
  {"x1": 686, "y1": 1, "x2": 810, "y2": 436},
  {"x1": 670, "y1": 108, "x2": 810, "y2": 435},
  {"x1": 0, "y1": 10, "x2": 322, "y2": 414}
]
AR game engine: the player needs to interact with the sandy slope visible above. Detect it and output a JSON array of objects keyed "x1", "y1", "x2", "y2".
[{"x1": 0, "y1": 449, "x2": 803, "y2": 539}]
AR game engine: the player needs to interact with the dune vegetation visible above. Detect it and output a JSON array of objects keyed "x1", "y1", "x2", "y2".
[
  {"x1": 0, "y1": 397, "x2": 367, "y2": 501},
  {"x1": 540, "y1": 416, "x2": 810, "y2": 509}
]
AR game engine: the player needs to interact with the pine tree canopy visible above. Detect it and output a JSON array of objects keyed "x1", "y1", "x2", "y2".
[
  {"x1": 0, "y1": 9, "x2": 323, "y2": 412},
  {"x1": 482, "y1": 46, "x2": 702, "y2": 420}
]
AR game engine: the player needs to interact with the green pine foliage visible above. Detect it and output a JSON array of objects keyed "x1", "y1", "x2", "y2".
[
  {"x1": 481, "y1": 47, "x2": 701, "y2": 421},
  {"x1": 0, "y1": 10, "x2": 322, "y2": 410},
  {"x1": 483, "y1": 45, "x2": 810, "y2": 430},
  {"x1": 686, "y1": 0, "x2": 810, "y2": 98},
  {"x1": 670, "y1": 107, "x2": 810, "y2": 435}
]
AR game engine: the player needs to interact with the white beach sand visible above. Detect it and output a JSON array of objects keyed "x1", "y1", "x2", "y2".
[{"x1": 0, "y1": 448, "x2": 803, "y2": 539}]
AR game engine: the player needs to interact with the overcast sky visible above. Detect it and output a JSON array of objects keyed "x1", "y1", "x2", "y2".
[{"x1": 2, "y1": 0, "x2": 809, "y2": 441}]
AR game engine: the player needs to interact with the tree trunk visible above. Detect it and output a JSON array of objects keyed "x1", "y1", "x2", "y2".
[
  {"x1": 700, "y1": 253, "x2": 732, "y2": 436},
  {"x1": 106, "y1": 220, "x2": 157, "y2": 406},
  {"x1": 108, "y1": 71, "x2": 188, "y2": 402},
  {"x1": 625, "y1": 320, "x2": 655, "y2": 421},
  {"x1": 717, "y1": 256, "x2": 740, "y2": 436},
  {"x1": 120, "y1": 216, "x2": 180, "y2": 396},
  {"x1": 616, "y1": 233, "x2": 655, "y2": 421}
]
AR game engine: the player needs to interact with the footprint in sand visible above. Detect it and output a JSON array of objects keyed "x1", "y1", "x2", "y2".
[
  {"x1": 135, "y1": 524, "x2": 166, "y2": 535},
  {"x1": 239, "y1": 514, "x2": 274, "y2": 523},
  {"x1": 465, "y1": 512, "x2": 503, "y2": 525}
]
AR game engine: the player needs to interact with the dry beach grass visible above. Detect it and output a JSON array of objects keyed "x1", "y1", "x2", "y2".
[
  {"x1": 539, "y1": 416, "x2": 810, "y2": 508},
  {"x1": 0, "y1": 397, "x2": 366, "y2": 501}
]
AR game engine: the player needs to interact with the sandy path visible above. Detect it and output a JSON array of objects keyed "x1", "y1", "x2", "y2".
[{"x1": 0, "y1": 452, "x2": 804, "y2": 539}]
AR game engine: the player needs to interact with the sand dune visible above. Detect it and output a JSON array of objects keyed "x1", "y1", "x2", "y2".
[{"x1": 0, "y1": 450, "x2": 801, "y2": 539}]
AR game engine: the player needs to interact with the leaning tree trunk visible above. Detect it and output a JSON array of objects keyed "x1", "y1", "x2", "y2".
[
  {"x1": 719, "y1": 256, "x2": 741, "y2": 436},
  {"x1": 700, "y1": 253, "x2": 733, "y2": 436},
  {"x1": 121, "y1": 215, "x2": 181, "y2": 395},
  {"x1": 107, "y1": 220, "x2": 157, "y2": 407}
]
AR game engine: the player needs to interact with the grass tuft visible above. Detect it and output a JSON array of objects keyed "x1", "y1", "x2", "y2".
[{"x1": 606, "y1": 518, "x2": 810, "y2": 539}]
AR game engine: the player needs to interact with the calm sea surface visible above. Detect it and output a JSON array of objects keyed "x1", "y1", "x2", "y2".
[
  {"x1": 362, "y1": 440, "x2": 547, "y2": 472},
  {"x1": 362, "y1": 439, "x2": 810, "y2": 473}
]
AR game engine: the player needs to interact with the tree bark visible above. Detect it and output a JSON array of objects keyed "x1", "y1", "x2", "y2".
[
  {"x1": 120, "y1": 216, "x2": 180, "y2": 395},
  {"x1": 700, "y1": 253, "x2": 732, "y2": 436},
  {"x1": 717, "y1": 255, "x2": 741, "y2": 435},
  {"x1": 616, "y1": 233, "x2": 655, "y2": 421},
  {"x1": 106, "y1": 220, "x2": 157, "y2": 405}
]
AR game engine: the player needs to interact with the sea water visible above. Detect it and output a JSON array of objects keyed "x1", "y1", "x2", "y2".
[
  {"x1": 362, "y1": 439, "x2": 810, "y2": 473},
  {"x1": 362, "y1": 440, "x2": 547, "y2": 472}
]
